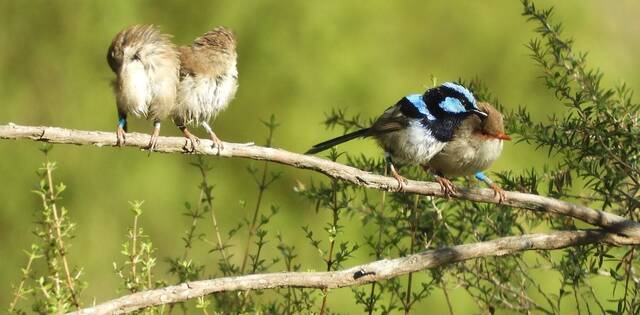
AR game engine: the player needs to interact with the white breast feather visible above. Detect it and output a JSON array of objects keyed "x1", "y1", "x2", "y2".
[
  {"x1": 475, "y1": 139, "x2": 503, "y2": 168},
  {"x1": 177, "y1": 65, "x2": 238, "y2": 125},
  {"x1": 120, "y1": 61, "x2": 152, "y2": 117},
  {"x1": 429, "y1": 137, "x2": 503, "y2": 177},
  {"x1": 379, "y1": 120, "x2": 446, "y2": 165}
]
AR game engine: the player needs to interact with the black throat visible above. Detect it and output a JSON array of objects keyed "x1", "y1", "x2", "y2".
[{"x1": 422, "y1": 115, "x2": 468, "y2": 142}]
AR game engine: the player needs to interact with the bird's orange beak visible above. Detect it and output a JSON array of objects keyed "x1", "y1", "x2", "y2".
[{"x1": 494, "y1": 132, "x2": 512, "y2": 141}]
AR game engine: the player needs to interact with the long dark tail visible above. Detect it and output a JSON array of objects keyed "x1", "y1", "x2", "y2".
[{"x1": 305, "y1": 128, "x2": 372, "y2": 154}]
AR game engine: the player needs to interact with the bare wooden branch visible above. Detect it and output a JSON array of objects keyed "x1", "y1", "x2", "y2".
[
  {"x1": 2, "y1": 123, "x2": 640, "y2": 239},
  {"x1": 69, "y1": 229, "x2": 636, "y2": 314},
  {"x1": 2, "y1": 124, "x2": 638, "y2": 313}
]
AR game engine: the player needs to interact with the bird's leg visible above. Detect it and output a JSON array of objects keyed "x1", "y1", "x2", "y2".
[
  {"x1": 386, "y1": 154, "x2": 407, "y2": 192},
  {"x1": 147, "y1": 120, "x2": 161, "y2": 151},
  {"x1": 475, "y1": 172, "x2": 506, "y2": 203},
  {"x1": 201, "y1": 121, "x2": 223, "y2": 150},
  {"x1": 421, "y1": 165, "x2": 456, "y2": 198},
  {"x1": 116, "y1": 114, "x2": 127, "y2": 146},
  {"x1": 179, "y1": 125, "x2": 200, "y2": 153}
]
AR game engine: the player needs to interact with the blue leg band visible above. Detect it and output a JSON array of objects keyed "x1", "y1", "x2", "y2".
[{"x1": 475, "y1": 172, "x2": 492, "y2": 184}]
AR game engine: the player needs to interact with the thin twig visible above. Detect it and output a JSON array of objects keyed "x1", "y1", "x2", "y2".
[
  {"x1": 367, "y1": 167, "x2": 389, "y2": 315},
  {"x1": 441, "y1": 280, "x2": 455, "y2": 315},
  {"x1": 195, "y1": 158, "x2": 230, "y2": 269},
  {"x1": 9, "y1": 251, "x2": 38, "y2": 312},
  {"x1": 45, "y1": 162, "x2": 80, "y2": 308},
  {"x1": 404, "y1": 195, "x2": 420, "y2": 314},
  {"x1": 240, "y1": 160, "x2": 269, "y2": 274},
  {"x1": 320, "y1": 179, "x2": 340, "y2": 315},
  {"x1": 130, "y1": 211, "x2": 139, "y2": 288}
]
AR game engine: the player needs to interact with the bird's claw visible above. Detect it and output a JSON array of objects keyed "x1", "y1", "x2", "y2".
[
  {"x1": 116, "y1": 127, "x2": 126, "y2": 147},
  {"x1": 147, "y1": 129, "x2": 160, "y2": 151},
  {"x1": 435, "y1": 176, "x2": 457, "y2": 198},
  {"x1": 391, "y1": 172, "x2": 408, "y2": 192},
  {"x1": 147, "y1": 136, "x2": 158, "y2": 151},
  {"x1": 490, "y1": 183, "x2": 506, "y2": 203},
  {"x1": 185, "y1": 135, "x2": 200, "y2": 153},
  {"x1": 209, "y1": 133, "x2": 224, "y2": 151}
]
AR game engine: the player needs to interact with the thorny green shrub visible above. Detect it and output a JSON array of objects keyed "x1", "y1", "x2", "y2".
[
  {"x1": 8, "y1": 1, "x2": 640, "y2": 314},
  {"x1": 9, "y1": 145, "x2": 85, "y2": 315}
]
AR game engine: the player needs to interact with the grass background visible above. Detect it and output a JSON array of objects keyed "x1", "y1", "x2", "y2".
[{"x1": 1, "y1": 0, "x2": 639, "y2": 313}]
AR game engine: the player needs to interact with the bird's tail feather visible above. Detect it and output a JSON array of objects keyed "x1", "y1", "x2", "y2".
[{"x1": 305, "y1": 128, "x2": 372, "y2": 154}]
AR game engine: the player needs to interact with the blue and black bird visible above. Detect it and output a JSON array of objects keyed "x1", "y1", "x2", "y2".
[{"x1": 306, "y1": 82, "x2": 487, "y2": 191}]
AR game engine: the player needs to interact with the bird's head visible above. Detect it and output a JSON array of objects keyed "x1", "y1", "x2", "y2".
[
  {"x1": 472, "y1": 102, "x2": 511, "y2": 141},
  {"x1": 423, "y1": 82, "x2": 487, "y2": 120},
  {"x1": 107, "y1": 25, "x2": 169, "y2": 73},
  {"x1": 193, "y1": 26, "x2": 237, "y2": 52}
]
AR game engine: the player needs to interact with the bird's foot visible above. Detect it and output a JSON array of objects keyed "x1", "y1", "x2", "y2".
[
  {"x1": 490, "y1": 183, "x2": 506, "y2": 203},
  {"x1": 186, "y1": 135, "x2": 200, "y2": 153},
  {"x1": 390, "y1": 169, "x2": 408, "y2": 192},
  {"x1": 181, "y1": 128, "x2": 200, "y2": 153},
  {"x1": 147, "y1": 128, "x2": 160, "y2": 151},
  {"x1": 209, "y1": 132, "x2": 224, "y2": 151},
  {"x1": 435, "y1": 176, "x2": 457, "y2": 198},
  {"x1": 116, "y1": 126, "x2": 126, "y2": 147}
]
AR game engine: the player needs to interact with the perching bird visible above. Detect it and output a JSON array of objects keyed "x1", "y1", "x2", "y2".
[
  {"x1": 306, "y1": 82, "x2": 487, "y2": 191},
  {"x1": 426, "y1": 102, "x2": 511, "y2": 201},
  {"x1": 107, "y1": 25, "x2": 180, "y2": 150},
  {"x1": 173, "y1": 26, "x2": 238, "y2": 151}
]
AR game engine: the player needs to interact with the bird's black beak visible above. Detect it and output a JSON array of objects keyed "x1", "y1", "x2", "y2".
[{"x1": 471, "y1": 109, "x2": 488, "y2": 120}]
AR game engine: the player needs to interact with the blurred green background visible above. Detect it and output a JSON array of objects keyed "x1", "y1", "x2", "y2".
[{"x1": 1, "y1": 0, "x2": 639, "y2": 313}]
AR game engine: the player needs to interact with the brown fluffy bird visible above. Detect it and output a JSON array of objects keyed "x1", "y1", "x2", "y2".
[
  {"x1": 107, "y1": 24, "x2": 180, "y2": 150},
  {"x1": 426, "y1": 102, "x2": 511, "y2": 201},
  {"x1": 173, "y1": 26, "x2": 238, "y2": 151}
]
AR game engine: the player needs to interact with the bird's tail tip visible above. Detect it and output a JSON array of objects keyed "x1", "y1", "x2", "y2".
[
  {"x1": 304, "y1": 147, "x2": 322, "y2": 155},
  {"x1": 303, "y1": 128, "x2": 371, "y2": 156}
]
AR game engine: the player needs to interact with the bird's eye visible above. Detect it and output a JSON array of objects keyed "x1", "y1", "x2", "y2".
[{"x1": 132, "y1": 52, "x2": 141, "y2": 61}]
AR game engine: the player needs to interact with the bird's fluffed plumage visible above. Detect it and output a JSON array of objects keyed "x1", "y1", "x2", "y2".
[
  {"x1": 306, "y1": 83, "x2": 485, "y2": 162},
  {"x1": 306, "y1": 82, "x2": 487, "y2": 190},
  {"x1": 107, "y1": 25, "x2": 180, "y2": 122},
  {"x1": 426, "y1": 102, "x2": 510, "y2": 200},
  {"x1": 427, "y1": 102, "x2": 509, "y2": 177},
  {"x1": 173, "y1": 26, "x2": 238, "y2": 126}
]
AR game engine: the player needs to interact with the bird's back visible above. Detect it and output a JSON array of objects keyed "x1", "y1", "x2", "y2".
[
  {"x1": 180, "y1": 27, "x2": 237, "y2": 78},
  {"x1": 175, "y1": 27, "x2": 239, "y2": 124}
]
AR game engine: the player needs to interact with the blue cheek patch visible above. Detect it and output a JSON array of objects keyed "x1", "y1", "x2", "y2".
[
  {"x1": 406, "y1": 94, "x2": 436, "y2": 120},
  {"x1": 442, "y1": 82, "x2": 477, "y2": 109},
  {"x1": 439, "y1": 97, "x2": 466, "y2": 114}
]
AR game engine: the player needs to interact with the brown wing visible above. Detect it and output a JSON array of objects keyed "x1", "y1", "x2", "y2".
[
  {"x1": 181, "y1": 27, "x2": 237, "y2": 79},
  {"x1": 370, "y1": 105, "x2": 410, "y2": 134},
  {"x1": 178, "y1": 46, "x2": 197, "y2": 78}
]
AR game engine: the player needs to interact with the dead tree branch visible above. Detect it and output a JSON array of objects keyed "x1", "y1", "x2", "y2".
[
  {"x1": 2, "y1": 123, "x2": 640, "y2": 239},
  {"x1": 69, "y1": 230, "x2": 636, "y2": 314}
]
